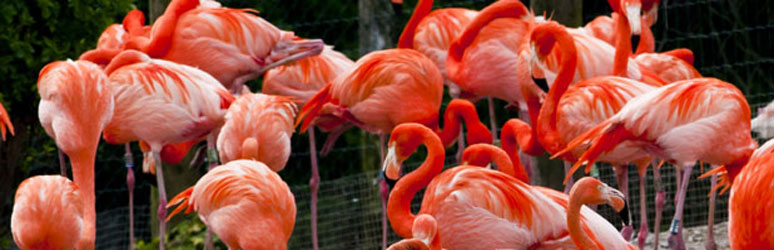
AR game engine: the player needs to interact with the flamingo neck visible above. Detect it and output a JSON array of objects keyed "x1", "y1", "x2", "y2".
[
  {"x1": 387, "y1": 131, "x2": 445, "y2": 238},
  {"x1": 435, "y1": 99, "x2": 492, "y2": 148},
  {"x1": 500, "y1": 118, "x2": 542, "y2": 159},
  {"x1": 567, "y1": 194, "x2": 602, "y2": 250},
  {"x1": 466, "y1": 144, "x2": 527, "y2": 183},
  {"x1": 446, "y1": 0, "x2": 528, "y2": 78},
  {"x1": 613, "y1": 13, "x2": 632, "y2": 76},
  {"x1": 70, "y1": 150, "x2": 97, "y2": 249},
  {"x1": 397, "y1": 0, "x2": 434, "y2": 49},
  {"x1": 535, "y1": 26, "x2": 578, "y2": 156},
  {"x1": 634, "y1": 19, "x2": 655, "y2": 54}
]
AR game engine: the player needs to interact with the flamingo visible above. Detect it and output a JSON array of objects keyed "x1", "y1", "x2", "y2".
[
  {"x1": 386, "y1": 214, "x2": 442, "y2": 250},
  {"x1": 11, "y1": 175, "x2": 84, "y2": 250},
  {"x1": 384, "y1": 123, "x2": 634, "y2": 249},
  {"x1": 558, "y1": 78, "x2": 758, "y2": 250},
  {"x1": 0, "y1": 102, "x2": 14, "y2": 141},
  {"x1": 79, "y1": 9, "x2": 147, "y2": 67},
  {"x1": 262, "y1": 44, "x2": 353, "y2": 250},
  {"x1": 216, "y1": 91, "x2": 297, "y2": 170},
  {"x1": 752, "y1": 100, "x2": 774, "y2": 139},
  {"x1": 699, "y1": 138, "x2": 774, "y2": 248},
  {"x1": 166, "y1": 160, "x2": 296, "y2": 249},
  {"x1": 102, "y1": 50, "x2": 234, "y2": 249},
  {"x1": 567, "y1": 177, "x2": 630, "y2": 249},
  {"x1": 37, "y1": 60, "x2": 114, "y2": 250},
  {"x1": 123, "y1": 0, "x2": 324, "y2": 93},
  {"x1": 461, "y1": 143, "x2": 528, "y2": 183}
]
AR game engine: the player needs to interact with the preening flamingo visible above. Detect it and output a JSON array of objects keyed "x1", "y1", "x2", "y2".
[
  {"x1": 0, "y1": 102, "x2": 14, "y2": 141},
  {"x1": 262, "y1": 44, "x2": 353, "y2": 250},
  {"x1": 700, "y1": 138, "x2": 774, "y2": 249},
  {"x1": 123, "y1": 0, "x2": 324, "y2": 93},
  {"x1": 166, "y1": 160, "x2": 296, "y2": 250},
  {"x1": 11, "y1": 175, "x2": 84, "y2": 250},
  {"x1": 752, "y1": 100, "x2": 774, "y2": 139},
  {"x1": 559, "y1": 78, "x2": 758, "y2": 250},
  {"x1": 567, "y1": 177, "x2": 633, "y2": 249},
  {"x1": 102, "y1": 50, "x2": 234, "y2": 249},
  {"x1": 386, "y1": 214, "x2": 442, "y2": 250},
  {"x1": 79, "y1": 9, "x2": 147, "y2": 67},
  {"x1": 384, "y1": 123, "x2": 633, "y2": 249},
  {"x1": 216, "y1": 91, "x2": 297, "y2": 170},
  {"x1": 37, "y1": 59, "x2": 114, "y2": 250}
]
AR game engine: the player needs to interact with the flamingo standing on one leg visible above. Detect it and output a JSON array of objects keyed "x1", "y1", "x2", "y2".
[
  {"x1": 559, "y1": 78, "x2": 758, "y2": 250},
  {"x1": 102, "y1": 50, "x2": 234, "y2": 249},
  {"x1": 0, "y1": 102, "x2": 14, "y2": 141},
  {"x1": 123, "y1": 0, "x2": 324, "y2": 93},
  {"x1": 11, "y1": 175, "x2": 84, "y2": 250},
  {"x1": 699, "y1": 138, "x2": 774, "y2": 248},
  {"x1": 166, "y1": 160, "x2": 296, "y2": 249},
  {"x1": 262, "y1": 44, "x2": 352, "y2": 250},
  {"x1": 384, "y1": 123, "x2": 635, "y2": 249},
  {"x1": 37, "y1": 60, "x2": 115, "y2": 249}
]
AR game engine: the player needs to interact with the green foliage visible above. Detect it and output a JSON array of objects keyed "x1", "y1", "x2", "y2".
[{"x1": 137, "y1": 215, "x2": 227, "y2": 250}]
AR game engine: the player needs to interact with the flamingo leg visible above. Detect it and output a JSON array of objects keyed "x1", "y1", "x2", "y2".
[
  {"x1": 379, "y1": 134, "x2": 387, "y2": 250},
  {"x1": 706, "y1": 172, "x2": 718, "y2": 250},
  {"x1": 205, "y1": 133, "x2": 217, "y2": 250},
  {"x1": 205, "y1": 230, "x2": 213, "y2": 250},
  {"x1": 614, "y1": 165, "x2": 633, "y2": 241},
  {"x1": 667, "y1": 166, "x2": 692, "y2": 250},
  {"x1": 154, "y1": 152, "x2": 168, "y2": 250},
  {"x1": 59, "y1": 149, "x2": 67, "y2": 176},
  {"x1": 124, "y1": 143, "x2": 135, "y2": 250},
  {"x1": 653, "y1": 163, "x2": 665, "y2": 250},
  {"x1": 637, "y1": 171, "x2": 648, "y2": 249},
  {"x1": 455, "y1": 131, "x2": 465, "y2": 163},
  {"x1": 518, "y1": 109, "x2": 534, "y2": 180},
  {"x1": 487, "y1": 97, "x2": 497, "y2": 140},
  {"x1": 563, "y1": 161, "x2": 575, "y2": 194},
  {"x1": 309, "y1": 127, "x2": 320, "y2": 250}
]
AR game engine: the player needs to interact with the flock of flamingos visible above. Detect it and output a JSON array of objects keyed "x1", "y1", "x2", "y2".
[{"x1": 4, "y1": 0, "x2": 774, "y2": 249}]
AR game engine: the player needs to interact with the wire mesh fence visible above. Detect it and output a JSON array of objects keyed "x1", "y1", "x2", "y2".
[{"x1": 2, "y1": 0, "x2": 773, "y2": 249}]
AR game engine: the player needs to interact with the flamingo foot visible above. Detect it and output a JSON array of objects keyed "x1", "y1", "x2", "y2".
[
  {"x1": 637, "y1": 222, "x2": 648, "y2": 249},
  {"x1": 667, "y1": 232, "x2": 686, "y2": 250},
  {"x1": 620, "y1": 225, "x2": 634, "y2": 241}
]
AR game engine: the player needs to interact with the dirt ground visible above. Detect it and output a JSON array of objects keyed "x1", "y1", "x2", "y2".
[{"x1": 634, "y1": 221, "x2": 730, "y2": 250}]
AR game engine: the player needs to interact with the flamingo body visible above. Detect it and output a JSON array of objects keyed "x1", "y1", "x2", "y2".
[
  {"x1": 728, "y1": 139, "x2": 774, "y2": 248},
  {"x1": 11, "y1": 175, "x2": 84, "y2": 250},
  {"x1": 262, "y1": 45, "x2": 354, "y2": 105}
]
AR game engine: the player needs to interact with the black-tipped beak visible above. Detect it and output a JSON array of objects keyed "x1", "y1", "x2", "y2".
[
  {"x1": 630, "y1": 35, "x2": 641, "y2": 54},
  {"x1": 618, "y1": 200, "x2": 631, "y2": 226},
  {"x1": 392, "y1": 3, "x2": 403, "y2": 17},
  {"x1": 380, "y1": 170, "x2": 398, "y2": 191},
  {"x1": 532, "y1": 76, "x2": 549, "y2": 93}
]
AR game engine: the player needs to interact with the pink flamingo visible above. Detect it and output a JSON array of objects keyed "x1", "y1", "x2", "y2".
[
  {"x1": 37, "y1": 60, "x2": 115, "y2": 249},
  {"x1": 384, "y1": 123, "x2": 635, "y2": 249},
  {"x1": 559, "y1": 78, "x2": 757, "y2": 250},
  {"x1": 166, "y1": 160, "x2": 296, "y2": 249},
  {"x1": 568, "y1": 177, "x2": 633, "y2": 249},
  {"x1": 102, "y1": 50, "x2": 234, "y2": 249},
  {"x1": 123, "y1": 0, "x2": 324, "y2": 93},
  {"x1": 11, "y1": 175, "x2": 85, "y2": 250}
]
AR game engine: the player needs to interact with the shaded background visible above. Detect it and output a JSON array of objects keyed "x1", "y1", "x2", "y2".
[{"x1": 0, "y1": 0, "x2": 771, "y2": 248}]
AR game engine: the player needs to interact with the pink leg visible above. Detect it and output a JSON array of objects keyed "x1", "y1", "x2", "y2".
[
  {"x1": 379, "y1": 134, "x2": 388, "y2": 250},
  {"x1": 154, "y1": 152, "x2": 168, "y2": 250},
  {"x1": 637, "y1": 172, "x2": 648, "y2": 249},
  {"x1": 614, "y1": 165, "x2": 633, "y2": 240},
  {"x1": 320, "y1": 124, "x2": 353, "y2": 156},
  {"x1": 653, "y1": 164, "x2": 665, "y2": 250},
  {"x1": 206, "y1": 133, "x2": 218, "y2": 170},
  {"x1": 455, "y1": 131, "x2": 465, "y2": 163},
  {"x1": 308, "y1": 128, "x2": 320, "y2": 250},
  {"x1": 706, "y1": 172, "x2": 718, "y2": 250},
  {"x1": 59, "y1": 149, "x2": 67, "y2": 176},
  {"x1": 124, "y1": 144, "x2": 136, "y2": 250},
  {"x1": 487, "y1": 97, "x2": 497, "y2": 140},
  {"x1": 667, "y1": 167, "x2": 692, "y2": 250},
  {"x1": 563, "y1": 161, "x2": 574, "y2": 194}
]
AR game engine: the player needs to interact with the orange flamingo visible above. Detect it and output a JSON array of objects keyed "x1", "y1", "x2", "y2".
[
  {"x1": 37, "y1": 59, "x2": 114, "y2": 249},
  {"x1": 216, "y1": 91, "x2": 297, "y2": 170},
  {"x1": 559, "y1": 78, "x2": 757, "y2": 250},
  {"x1": 262, "y1": 44, "x2": 352, "y2": 250},
  {"x1": 11, "y1": 175, "x2": 84, "y2": 250},
  {"x1": 384, "y1": 123, "x2": 634, "y2": 249},
  {"x1": 123, "y1": 0, "x2": 324, "y2": 93},
  {"x1": 102, "y1": 50, "x2": 234, "y2": 249},
  {"x1": 567, "y1": 177, "x2": 631, "y2": 249},
  {"x1": 699, "y1": 138, "x2": 774, "y2": 249},
  {"x1": 166, "y1": 160, "x2": 296, "y2": 249},
  {"x1": 461, "y1": 143, "x2": 528, "y2": 183},
  {"x1": 0, "y1": 102, "x2": 14, "y2": 141},
  {"x1": 386, "y1": 214, "x2": 442, "y2": 250},
  {"x1": 79, "y1": 9, "x2": 147, "y2": 67}
]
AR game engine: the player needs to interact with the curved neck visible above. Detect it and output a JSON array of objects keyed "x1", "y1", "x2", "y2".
[
  {"x1": 634, "y1": 19, "x2": 655, "y2": 54},
  {"x1": 513, "y1": 51, "x2": 545, "y2": 157},
  {"x1": 397, "y1": 0, "x2": 433, "y2": 49},
  {"x1": 447, "y1": 0, "x2": 528, "y2": 76},
  {"x1": 535, "y1": 25, "x2": 578, "y2": 156},
  {"x1": 567, "y1": 194, "x2": 602, "y2": 250},
  {"x1": 388, "y1": 130, "x2": 446, "y2": 238},
  {"x1": 435, "y1": 99, "x2": 491, "y2": 148},
  {"x1": 465, "y1": 144, "x2": 528, "y2": 183},
  {"x1": 612, "y1": 13, "x2": 632, "y2": 76}
]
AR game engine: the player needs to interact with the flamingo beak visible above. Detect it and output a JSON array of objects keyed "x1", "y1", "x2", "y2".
[
  {"x1": 625, "y1": 3, "x2": 642, "y2": 35},
  {"x1": 607, "y1": 186, "x2": 631, "y2": 225},
  {"x1": 383, "y1": 143, "x2": 401, "y2": 180}
]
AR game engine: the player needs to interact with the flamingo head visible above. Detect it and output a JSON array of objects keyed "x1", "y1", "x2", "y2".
[
  {"x1": 382, "y1": 124, "x2": 433, "y2": 180},
  {"x1": 264, "y1": 33, "x2": 324, "y2": 73},
  {"x1": 571, "y1": 177, "x2": 627, "y2": 213},
  {"x1": 620, "y1": 0, "x2": 643, "y2": 35}
]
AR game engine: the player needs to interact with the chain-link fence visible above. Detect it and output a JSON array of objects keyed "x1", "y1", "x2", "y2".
[{"x1": 2, "y1": 0, "x2": 773, "y2": 249}]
